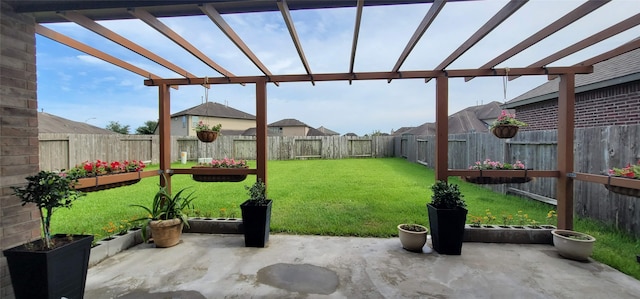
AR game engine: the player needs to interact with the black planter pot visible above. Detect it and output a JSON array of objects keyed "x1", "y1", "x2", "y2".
[
  {"x1": 240, "y1": 199, "x2": 272, "y2": 247},
  {"x1": 3, "y1": 234, "x2": 94, "y2": 299},
  {"x1": 427, "y1": 204, "x2": 467, "y2": 255}
]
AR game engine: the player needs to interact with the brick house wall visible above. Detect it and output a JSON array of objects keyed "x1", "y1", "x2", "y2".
[
  {"x1": 0, "y1": 2, "x2": 41, "y2": 298},
  {"x1": 515, "y1": 80, "x2": 640, "y2": 131}
]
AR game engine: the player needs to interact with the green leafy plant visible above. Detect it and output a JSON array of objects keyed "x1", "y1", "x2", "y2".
[
  {"x1": 546, "y1": 210, "x2": 557, "y2": 226},
  {"x1": 399, "y1": 224, "x2": 427, "y2": 232},
  {"x1": 245, "y1": 178, "x2": 268, "y2": 205},
  {"x1": 501, "y1": 212, "x2": 514, "y2": 226},
  {"x1": 131, "y1": 176, "x2": 196, "y2": 240},
  {"x1": 429, "y1": 180, "x2": 466, "y2": 209},
  {"x1": 469, "y1": 215, "x2": 483, "y2": 227},
  {"x1": 64, "y1": 159, "x2": 145, "y2": 179},
  {"x1": 198, "y1": 158, "x2": 248, "y2": 168},
  {"x1": 11, "y1": 171, "x2": 84, "y2": 249},
  {"x1": 193, "y1": 120, "x2": 222, "y2": 132},
  {"x1": 489, "y1": 110, "x2": 527, "y2": 129},
  {"x1": 608, "y1": 160, "x2": 640, "y2": 179}
]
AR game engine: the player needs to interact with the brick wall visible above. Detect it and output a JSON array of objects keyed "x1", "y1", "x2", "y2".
[
  {"x1": 516, "y1": 80, "x2": 640, "y2": 131},
  {"x1": 0, "y1": 2, "x2": 40, "y2": 298}
]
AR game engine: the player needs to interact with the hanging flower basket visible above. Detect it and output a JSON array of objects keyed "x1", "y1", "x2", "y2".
[
  {"x1": 75, "y1": 172, "x2": 142, "y2": 192},
  {"x1": 604, "y1": 184, "x2": 640, "y2": 197},
  {"x1": 196, "y1": 130, "x2": 218, "y2": 143},
  {"x1": 191, "y1": 159, "x2": 249, "y2": 182},
  {"x1": 462, "y1": 176, "x2": 532, "y2": 184},
  {"x1": 491, "y1": 125, "x2": 519, "y2": 139},
  {"x1": 192, "y1": 173, "x2": 247, "y2": 182}
]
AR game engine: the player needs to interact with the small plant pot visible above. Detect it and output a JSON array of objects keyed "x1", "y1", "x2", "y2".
[
  {"x1": 398, "y1": 224, "x2": 428, "y2": 253},
  {"x1": 149, "y1": 218, "x2": 184, "y2": 248},
  {"x1": 551, "y1": 229, "x2": 596, "y2": 261}
]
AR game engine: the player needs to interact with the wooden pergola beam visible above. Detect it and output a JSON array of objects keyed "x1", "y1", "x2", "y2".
[
  {"x1": 465, "y1": 0, "x2": 609, "y2": 82},
  {"x1": 511, "y1": 11, "x2": 640, "y2": 81},
  {"x1": 435, "y1": 76, "x2": 448, "y2": 182},
  {"x1": 58, "y1": 11, "x2": 199, "y2": 81},
  {"x1": 277, "y1": 0, "x2": 314, "y2": 85},
  {"x1": 388, "y1": 0, "x2": 446, "y2": 83},
  {"x1": 348, "y1": 0, "x2": 364, "y2": 85},
  {"x1": 144, "y1": 66, "x2": 593, "y2": 86},
  {"x1": 200, "y1": 3, "x2": 278, "y2": 86},
  {"x1": 557, "y1": 74, "x2": 576, "y2": 230},
  {"x1": 127, "y1": 7, "x2": 236, "y2": 79},
  {"x1": 426, "y1": 0, "x2": 527, "y2": 83}
]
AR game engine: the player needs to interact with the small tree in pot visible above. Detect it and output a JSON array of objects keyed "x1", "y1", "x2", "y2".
[
  {"x1": 427, "y1": 180, "x2": 467, "y2": 255},
  {"x1": 4, "y1": 171, "x2": 93, "y2": 299},
  {"x1": 240, "y1": 178, "x2": 272, "y2": 247}
]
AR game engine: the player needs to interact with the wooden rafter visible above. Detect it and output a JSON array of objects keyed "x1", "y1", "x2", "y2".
[
  {"x1": 510, "y1": 12, "x2": 640, "y2": 81},
  {"x1": 35, "y1": 24, "x2": 178, "y2": 90},
  {"x1": 389, "y1": 0, "x2": 446, "y2": 83},
  {"x1": 144, "y1": 66, "x2": 593, "y2": 86},
  {"x1": 465, "y1": 0, "x2": 609, "y2": 82},
  {"x1": 277, "y1": 0, "x2": 314, "y2": 85},
  {"x1": 348, "y1": 0, "x2": 364, "y2": 85},
  {"x1": 58, "y1": 11, "x2": 200, "y2": 81},
  {"x1": 127, "y1": 7, "x2": 235, "y2": 79},
  {"x1": 200, "y1": 3, "x2": 279, "y2": 86},
  {"x1": 425, "y1": 0, "x2": 527, "y2": 83},
  {"x1": 548, "y1": 37, "x2": 640, "y2": 80}
]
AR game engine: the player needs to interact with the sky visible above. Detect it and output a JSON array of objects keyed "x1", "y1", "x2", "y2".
[{"x1": 35, "y1": 0, "x2": 640, "y2": 136}]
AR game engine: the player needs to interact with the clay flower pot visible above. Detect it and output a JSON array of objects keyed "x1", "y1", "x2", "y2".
[{"x1": 397, "y1": 224, "x2": 428, "y2": 253}]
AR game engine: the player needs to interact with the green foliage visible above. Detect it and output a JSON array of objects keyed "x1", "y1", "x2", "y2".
[
  {"x1": 11, "y1": 171, "x2": 84, "y2": 249},
  {"x1": 106, "y1": 121, "x2": 130, "y2": 134},
  {"x1": 245, "y1": 178, "x2": 267, "y2": 205},
  {"x1": 135, "y1": 120, "x2": 158, "y2": 135},
  {"x1": 429, "y1": 180, "x2": 466, "y2": 209}
]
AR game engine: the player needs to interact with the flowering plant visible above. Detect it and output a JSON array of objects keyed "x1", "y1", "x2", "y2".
[
  {"x1": 194, "y1": 120, "x2": 222, "y2": 132},
  {"x1": 490, "y1": 110, "x2": 527, "y2": 129},
  {"x1": 199, "y1": 158, "x2": 248, "y2": 168},
  {"x1": 469, "y1": 159, "x2": 525, "y2": 170},
  {"x1": 608, "y1": 161, "x2": 640, "y2": 179},
  {"x1": 64, "y1": 159, "x2": 146, "y2": 179}
]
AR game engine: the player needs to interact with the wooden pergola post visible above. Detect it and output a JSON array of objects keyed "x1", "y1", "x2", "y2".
[
  {"x1": 159, "y1": 83, "x2": 171, "y2": 192},
  {"x1": 435, "y1": 76, "x2": 449, "y2": 182},
  {"x1": 557, "y1": 74, "x2": 575, "y2": 229},
  {"x1": 256, "y1": 77, "x2": 268, "y2": 186}
]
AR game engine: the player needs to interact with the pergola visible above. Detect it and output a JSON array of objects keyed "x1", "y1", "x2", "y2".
[{"x1": 9, "y1": 0, "x2": 640, "y2": 230}]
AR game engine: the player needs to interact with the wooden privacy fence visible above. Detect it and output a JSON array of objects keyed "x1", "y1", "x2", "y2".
[
  {"x1": 397, "y1": 124, "x2": 640, "y2": 237},
  {"x1": 39, "y1": 134, "x2": 395, "y2": 171}
]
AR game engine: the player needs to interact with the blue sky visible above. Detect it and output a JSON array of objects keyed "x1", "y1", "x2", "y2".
[{"x1": 36, "y1": 0, "x2": 640, "y2": 135}]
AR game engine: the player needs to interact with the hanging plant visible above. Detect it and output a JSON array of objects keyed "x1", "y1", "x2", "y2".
[
  {"x1": 489, "y1": 110, "x2": 527, "y2": 139},
  {"x1": 194, "y1": 121, "x2": 222, "y2": 143}
]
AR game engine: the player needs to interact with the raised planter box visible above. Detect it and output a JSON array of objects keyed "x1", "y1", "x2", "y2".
[
  {"x1": 183, "y1": 218, "x2": 244, "y2": 234},
  {"x1": 463, "y1": 224, "x2": 556, "y2": 244},
  {"x1": 75, "y1": 172, "x2": 142, "y2": 192}
]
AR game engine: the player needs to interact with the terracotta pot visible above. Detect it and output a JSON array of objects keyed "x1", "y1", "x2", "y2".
[
  {"x1": 149, "y1": 218, "x2": 184, "y2": 248},
  {"x1": 551, "y1": 229, "x2": 596, "y2": 261},
  {"x1": 397, "y1": 224, "x2": 428, "y2": 253}
]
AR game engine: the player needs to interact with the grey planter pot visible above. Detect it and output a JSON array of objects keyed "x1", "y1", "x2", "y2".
[{"x1": 464, "y1": 225, "x2": 556, "y2": 244}]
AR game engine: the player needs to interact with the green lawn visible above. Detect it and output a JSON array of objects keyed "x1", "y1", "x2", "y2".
[{"x1": 53, "y1": 157, "x2": 640, "y2": 280}]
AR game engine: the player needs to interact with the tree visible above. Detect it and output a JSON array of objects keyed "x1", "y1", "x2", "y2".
[
  {"x1": 136, "y1": 120, "x2": 158, "y2": 135},
  {"x1": 106, "y1": 121, "x2": 130, "y2": 134}
]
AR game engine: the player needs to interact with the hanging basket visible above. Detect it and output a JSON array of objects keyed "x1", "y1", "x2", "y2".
[
  {"x1": 462, "y1": 176, "x2": 532, "y2": 184},
  {"x1": 196, "y1": 130, "x2": 218, "y2": 143},
  {"x1": 491, "y1": 125, "x2": 519, "y2": 139},
  {"x1": 191, "y1": 166, "x2": 248, "y2": 182},
  {"x1": 604, "y1": 184, "x2": 640, "y2": 197}
]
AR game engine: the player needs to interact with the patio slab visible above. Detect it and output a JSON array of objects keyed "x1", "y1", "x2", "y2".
[{"x1": 85, "y1": 234, "x2": 640, "y2": 298}]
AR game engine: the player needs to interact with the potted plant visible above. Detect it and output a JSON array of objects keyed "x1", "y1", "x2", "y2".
[
  {"x1": 4, "y1": 171, "x2": 93, "y2": 299},
  {"x1": 427, "y1": 180, "x2": 467, "y2": 255},
  {"x1": 240, "y1": 178, "x2": 272, "y2": 247},
  {"x1": 64, "y1": 159, "x2": 146, "y2": 192},
  {"x1": 463, "y1": 159, "x2": 532, "y2": 184},
  {"x1": 397, "y1": 224, "x2": 428, "y2": 253},
  {"x1": 606, "y1": 161, "x2": 640, "y2": 197},
  {"x1": 194, "y1": 120, "x2": 222, "y2": 143},
  {"x1": 192, "y1": 158, "x2": 249, "y2": 182},
  {"x1": 489, "y1": 110, "x2": 526, "y2": 138},
  {"x1": 551, "y1": 229, "x2": 596, "y2": 261},
  {"x1": 131, "y1": 177, "x2": 196, "y2": 247}
]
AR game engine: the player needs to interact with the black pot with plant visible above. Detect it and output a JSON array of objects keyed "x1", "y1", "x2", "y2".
[
  {"x1": 427, "y1": 180, "x2": 467, "y2": 255},
  {"x1": 4, "y1": 171, "x2": 93, "y2": 299},
  {"x1": 131, "y1": 174, "x2": 196, "y2": 248},
  {"x1": 240, "y1": 178, "x2": 272, "y2": 247}
]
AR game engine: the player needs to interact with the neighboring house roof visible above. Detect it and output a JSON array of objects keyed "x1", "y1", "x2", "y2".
[
  {"x1": 306, "y1": 127, "x2": 327, "y2": 136},
  {"x1": 343, "y1": 132, "x2": 358, "y2": 137},
  {"x1": 505, "y1": 47, "x2": 640, "y2": 108},
  {"x1": 395, "y1": 101, "x2": 504, "y2": 136},
  {"x1": 317, "y1": 126, "x2": 339, "y2": 135},
  {"x1": 38, "y1": 112, "x2": 116, "y2": 134},
  {"x1": 171, "y1": 102, "x2": 255, "y2": 120},
  {"x1": 268, "y1": 118, "x2": 308, "y2": 127}
]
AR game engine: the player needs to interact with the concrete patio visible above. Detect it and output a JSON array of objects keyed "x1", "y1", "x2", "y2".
[{"x1": 84, "y1": 233, "x2": 640, "y2": 298}]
